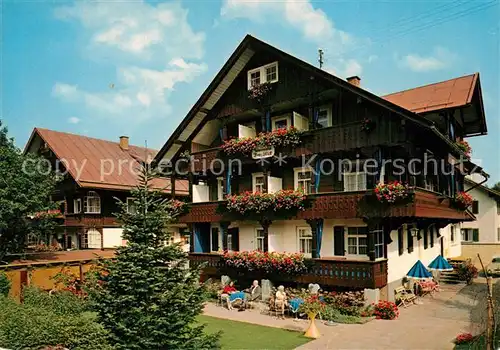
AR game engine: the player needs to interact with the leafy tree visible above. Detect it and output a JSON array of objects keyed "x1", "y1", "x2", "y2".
[
  {"x1": 96, "y1": 165, "x2": 219, "y2": 349},
  {"x1": 491, "y1": 182, "x2": 500, "y2": 193},
  {"x1": 0, "y1": 120, "x2": 57, "y2": 261}
]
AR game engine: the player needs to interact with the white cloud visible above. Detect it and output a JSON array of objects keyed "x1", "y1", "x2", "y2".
[
  {"x1": 400, "y1": 47, "x2": 456, "y2": 72},
  {"x1": 344, "y1": 59, "x2": 362, "y2": 77},
  {"x1": 68, "y1": 117, "x2": 81, "y2": 124},
  {"x1": 52, "y1": 1, "x2": 207, "y2": 121}
]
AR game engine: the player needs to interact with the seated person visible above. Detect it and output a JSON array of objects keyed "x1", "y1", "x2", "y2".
[
  {"x1": 241, "y1": 280, "x2": 262, "y2": 310},
  {"x1": 220, "y1": 281, "x2": 238, "y2": 309},
  {"x1": 274, "y1": 285, "x2": 287, "y2": 318}
]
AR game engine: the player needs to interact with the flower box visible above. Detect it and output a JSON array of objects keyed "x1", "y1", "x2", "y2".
[
  {"x1": 374, "y1": 181, "x2": 411, "y2": 204},
  {"x1": 456, "y1": 140, "x2": 471, "y2": 158},
  {"x1": 222, "y1": 250, "x2": 308, "y2": 275},
  {"x1": 224, "y1": 190, "x2": 306, "y2": 218},
  {"x1": 451, "y1": 191, "x2": 473, "y2": 211}
]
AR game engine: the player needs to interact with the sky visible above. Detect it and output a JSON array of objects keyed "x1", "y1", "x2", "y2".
[{"x1": 2, "y1": 0, "x2": 499, "y2": 183}]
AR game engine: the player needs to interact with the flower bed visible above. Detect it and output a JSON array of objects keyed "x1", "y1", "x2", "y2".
[
  {"x1": 221, "y1": 127, "x2": 303, "y2": 156},
  {"x1": 452, "y1": 191, "x2": 473, "y2": 210},
  {"x1": 374, "y1": 181, "x2": 411, "y2": 204},
  {"x1": 222, "y1": 250, "x2": 308, "y2": 275},
  {"x1": 225, "y1": 190, "x2": 306, "y2": 216},
  {"x1": 322, "y1": 290, "x2": 365, "y2": 316},
  {"x1": 456, "y1": 140, "x2": 471, "y2": 158},
  {"x1": 373, "y1": 301, "x2": 399, "y2": 320}
]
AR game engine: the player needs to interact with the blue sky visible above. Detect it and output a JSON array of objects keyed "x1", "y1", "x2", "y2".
[{"x1": 2, "y1": 0, "x2": 499, "y2": 183}]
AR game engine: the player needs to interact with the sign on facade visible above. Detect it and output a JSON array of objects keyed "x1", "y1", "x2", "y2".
[{"x1": 252, "y1": 146, "x2": 275, "y2": 159}]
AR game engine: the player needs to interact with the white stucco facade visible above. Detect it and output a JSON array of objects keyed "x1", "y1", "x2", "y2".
[{"x1": 102, "y1": 228, "x2": 124, "y2": 248}]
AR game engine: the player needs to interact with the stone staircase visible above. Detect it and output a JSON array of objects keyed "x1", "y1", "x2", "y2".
[{"x1": 439, "y1": 259, "x2": 464, "y2": 284}]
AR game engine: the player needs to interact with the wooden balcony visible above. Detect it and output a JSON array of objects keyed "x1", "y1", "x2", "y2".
[
  {"x1": 188, "y1": 253, "x2": 388, "y2": 289},
  {"x1": 179, "y1": 189, "x2": 472, "y2": 223}
]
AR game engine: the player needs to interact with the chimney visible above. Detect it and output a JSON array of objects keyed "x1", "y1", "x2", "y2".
[
  {"x1": 346, "y1": 76, "x2": 361, "y2": 87},
  {"x1": 119, "y1": 136, "x2": 129, "y2": 150}
]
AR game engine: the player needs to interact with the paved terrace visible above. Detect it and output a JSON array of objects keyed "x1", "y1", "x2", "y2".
[{"x1": 204, "y1": 282, "x2": 488, "y2": 350}]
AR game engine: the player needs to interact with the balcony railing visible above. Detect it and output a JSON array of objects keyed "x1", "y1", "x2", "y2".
[{"x1": 188, "y1": 253, "x2": 388, "y2": 289}]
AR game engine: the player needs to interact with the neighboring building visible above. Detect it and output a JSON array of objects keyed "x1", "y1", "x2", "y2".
[
  {"x1": 461, "y1": 176, "x2": 500, "y2": 243},
  {"x1": 154, "y1": 35, "x2": 488, "y2": 298},
  {"x1": 24, "y1": 128, "x2": 189, "y2": 251}
]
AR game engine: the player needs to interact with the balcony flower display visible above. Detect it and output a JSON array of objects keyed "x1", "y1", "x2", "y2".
[
  {"x1": 225, "y1": 190, "x2": 306, "y2": 216},
  {"x1": 166, "y1": 199, "x2": 189, "y2": 217},
  {"x1": 374, "y1": 181, "x2": 410, "y2": 204},
  {"x1": 222, "y1": 250, "x2": 308, "y2": 275},
  {"x1": 360, "y1": 118, "x2": 375, "y2": 133},
  {"x1": 452, "y1": 191, "x2": 473, "y2": 210},
  {"x1": 248, "y1": 82, "x2": 272, "y2": 103},
  {"x1": 221, "y1": 127, "x2": 303, "y2": 156},
  {"x1": 456, "y1": 140, "x2": 471, "y2": 158}
]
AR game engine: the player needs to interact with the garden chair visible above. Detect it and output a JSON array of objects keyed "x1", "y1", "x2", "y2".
[{"x1": 394, "y1": 286, "x2": 416, "y2": 308}]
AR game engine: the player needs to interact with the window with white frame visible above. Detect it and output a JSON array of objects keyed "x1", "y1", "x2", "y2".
[
  {"x1": 297, "y1": 227, "x2": 313, "y2": 257},
  {"x1": 26, "y1": 233, "x2": 38, "y2": 246},
  {"x1": 343, "y1": 166, "x2": 367, "y2": 192},
  {"x1": 85, "y1": 228, "x2": 101, "y2": 249},
  {"x1": 126, "y1": 198, "x2": 137, "y2": 214},
  {"x1": 73, "y1": 198, "x2": 82, "y2": 214},
  {"x1": 295, "y1": 168, "x2": 313, "y2": 194},
  {"x1": 272, "y1": 115, "x2": 290, "y2": 130},
  {"x1": 461, "y1": 228, "x2": 475, "y2": 242},
  {"x1": 217, "y1": 177, "x2": 224, "y2": 201},
  {"x1": 227, "y1": 233, "x2": 233, "y2": 251},
  {"x1": 84, "y1": 191, "x2": 101, "y2": 214},
  {"x1": 316, "y1": 105, "x2": 332, "y2": 128},
  {"x1": 247, "y1": 62, "x2": 279, "y2": 89},
  {"x1": 373, "y1": 229, "x2": 384, "y2": 259},
  {"x1": 256, "y1": 229, "x2": 265, "y2": 251},
  {"x1": 252, "y1": 173, "x2": 265, "y2": 193},
  {"x1": 347, "y1": 227, "x2": 367, "y2": 255}
]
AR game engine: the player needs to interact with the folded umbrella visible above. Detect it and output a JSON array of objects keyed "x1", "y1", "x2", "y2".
[{"x1": 428, "y1": 255, "x2": 453, "y2": 271}]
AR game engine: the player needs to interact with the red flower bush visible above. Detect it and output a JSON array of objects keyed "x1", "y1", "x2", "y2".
[
  {"x1": 374, "y1": 181, "x2": 411, "y2": 204},
  {"x1": 454, "y1": 332, "x2": 473, "y2": 344},
  {"x1": 225, "y1": 190, "x2": 306, "y2": 215},
  {"x1": 454, "y1": 191, "x2": 473, "y2": 210},
  {"x1": 222, "y1": 250, "x2": 308, "y2": 274},
  {"x1": 373, "y1": 301, "x2": 399, "y2": 320},
  {"x1": 299, "y1": 295, "x2": 327, "y2": 316},
  {"x1": 221, "y1": 127, "x2": 303, "y2": 156},
  {"x1": 456, "y1": 140, "x2": 472, "y2": 158},
  {"x1": 167, "y1": 199, "x2": 188, "y2": 217}
]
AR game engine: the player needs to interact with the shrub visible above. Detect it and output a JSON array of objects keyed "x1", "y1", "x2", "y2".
[
  {"x1": 455, "y1": 332, "x2": 474, "y2": 344},
  {"x1": 0, "y1": 287, "x2": 113, "y2": 350},
  {"x1": 204, "y1": 279, "x2": 223, "y2": 300},
  {"x1": 457, "y1": 259, "x2": 478, "y2": 284},
  {"x1": 322, "y1": 306, "x2": 368, "y2": 324},
  {"x1": 373, "y1": 301, "x2": 399, "y2": 320},
  {"x1": 323, "y1": 291, "x2": 365, "y2": 316},
  {"x1": 0, "y1": 272, "x2": 10, "y2": 297}
]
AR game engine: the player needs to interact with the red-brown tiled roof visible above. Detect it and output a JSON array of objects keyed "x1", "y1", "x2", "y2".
[
  {"x1": 382, "y1": 73, "x2": 478, "y2": 113},
  {"x1": 27, "y1": 128, "x2": 188, "y2": 195}
]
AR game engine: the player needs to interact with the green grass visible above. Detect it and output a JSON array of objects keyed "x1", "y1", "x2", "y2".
[{"x1": 198, "y1": 315, "x2": 311, "y2": 350}]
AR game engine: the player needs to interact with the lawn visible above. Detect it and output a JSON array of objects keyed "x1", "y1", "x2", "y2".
[{"x1": 199, "y1": 315, "x2": 311, "y2": 350}]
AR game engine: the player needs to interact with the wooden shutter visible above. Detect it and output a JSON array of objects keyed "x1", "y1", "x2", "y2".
[
  {"x1": 472, "y1": 229, "x2": 479, "y2": 242},
  {"x1": 211, "y1": 228, "x2": 219, "y2": 251},
  {"x1": 332, "y1": 166, "x2": 344, "y2": 192},
  {"x1": 398, "y1": 227, "x2": 404, "y2": 255},
  {"x1": 407, "y1": 227, "x2": 414, "y2": 253},
  {"x1": 334, "y1": 226, "x2": 345, "y2": 256},
  {"x1": 472, "y1": 201, "x2": 479, "y2": 214},
  {"x1": 430, "y1": 227, "x2": 434, "y2": 248},
  {"x1": 423, "y1": 227, "x2": 428, "y2": 249}
]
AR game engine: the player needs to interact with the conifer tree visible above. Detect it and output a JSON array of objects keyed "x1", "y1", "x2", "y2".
[{"x1": 96, "y1": 164, "x2": 219, "y2": 349}]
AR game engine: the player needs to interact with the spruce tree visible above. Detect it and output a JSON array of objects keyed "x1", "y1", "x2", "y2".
[{"x1": 96, "y1": 164, "x2": 219, "y2": 349}]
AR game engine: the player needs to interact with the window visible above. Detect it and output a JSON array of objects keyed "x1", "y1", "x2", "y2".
[
  {"x1": 450, "y1": 226, "x2": 455, "y2": 242},
  {"x1": 164, "y1": 234, "x2": 175, "y2": 246},
  {"x1": 373, "y1": 229, "x2": 384, "y2": 259},
  {"x1": 297, "y1": 227, "x2": 313, "y2": 257},
  {"x1": 26, "y1": 233, "x2": 38, "y2": 246},
  {"x1": 272, "y1": 115, "x2": 290, "y2": 130},
  {"x1": 343, "y1": 172, "x2": 367, "y2": 192},
  {"x1": 472, "y1": 200, "x2": 479, "y2": 214},
  {"x1": 247, "y1": 62, "x2": 279, "y2": 90},
  {"x1": 211, "y1": 228, "x2": 219, "y2": 252},
  {"x1": 347, "y1": 227, "x2": 367, "y2": 255},
  {"x1": 256, "y1": 229, "x2": 265, "y2": 251},
  {"x1": 227, "y1": 233, "x2": 233, "y2": 251},
  {"x1": 217, "y1": 177, "x2": 224, "y2": 201},
  {"x1": 84, "y1": 191, "x2": 101, "y2": 214},
  {"x1": 126, "y1": 198, "x2": 137, "y2": 214},
  {"x1": 295, "y1": 168, "x2": 313, "y2": 194},
  {"x1": 316, "y1": 105, "x2": 332, "y2": 128},
  {"x1": 84, "y1": 229, "x2": 101, "y2": 249},
  {"x1": 461, "y1": 228, "x2": 479, "y2": 242},
  {"x1": 73, "y1": 198, "x2": 82, "y2": 214},
  {"x1": 180, "y1": 229, "x2": 190, "y2": 246},
  {"x1": 252, "y1": 173, "x2": 265, "y2": 193}
]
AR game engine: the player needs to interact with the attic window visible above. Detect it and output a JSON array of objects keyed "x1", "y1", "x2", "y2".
[{"x1": 247, "y1": 62, "x2": 279, "y2": 90}]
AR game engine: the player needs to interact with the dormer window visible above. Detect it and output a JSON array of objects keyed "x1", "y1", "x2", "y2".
[
  {"x1": 84, "y1": 191, "x2": 101, "y2": 214},
  {"x1": 247, "y1": 62, "x2": 279, "y2": 90}
]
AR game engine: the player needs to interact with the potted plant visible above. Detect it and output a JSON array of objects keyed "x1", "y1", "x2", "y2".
[
  {"x1": 299, "y1": 295, "x2": 326, "y2": 338},
  {"x1": 374, "y1": 181, "x2": 411, "y2": 204},
  {"x1": 452, "y1": 191, "x2": 473, "y2": 210},
  {"x1": 456, "y1": 140, "x2": 472, "y2": 158},
  {"x1": 456, "y1": 259, "x2": 478, "y2": 285}
]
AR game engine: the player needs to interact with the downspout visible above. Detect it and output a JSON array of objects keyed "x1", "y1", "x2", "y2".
[{"x1": 465, "y1": 175, "x2": 489, "y2": 193}]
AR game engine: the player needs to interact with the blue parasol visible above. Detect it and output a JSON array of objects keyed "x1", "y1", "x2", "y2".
[
  {"x1": 407, "y1": 260, "x2": 433, "y2": 279},
  {"x1": 428, "y1": 255, "x2": 453, "y2": 271}
]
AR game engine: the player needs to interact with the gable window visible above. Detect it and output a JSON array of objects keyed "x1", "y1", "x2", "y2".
[
  {"x1": 316, "y1": 105, "x2": 332, "y2": 128},
  {"x1": 126, "y1": 198, "x2": 137, "y2": 214},
  {"x1": 295, "y1": 168, "x2": 313, "y2": 194},
  {"x1": 255, "y1": 228, "x2": 265, "y2": 251},
  {"x1": 347, "y1": 227, "x2": 367, "y2": 256},
  {"x1": 297, "y1": 227, "x2": 312, "y2": 257},
  {"x1": 252, "y1": 173, "x2": 265, "y2": 193},
  {"x1": 247, "y1": 62, "x2": 279, "y2": 90},
  {"x1": 73, "y1": 198, "x2": 82, "y2": 214},
  {"x1": 84, "y1": 191, "x2": 101, "y2": 214},
  {"x1": 272, "y1": 115, "x2": 290, "y2": 130}
]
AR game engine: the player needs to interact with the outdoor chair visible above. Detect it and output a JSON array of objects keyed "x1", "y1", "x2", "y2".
[{"x1": 394, "y1": 286, "x2": 417, "y2": 308}]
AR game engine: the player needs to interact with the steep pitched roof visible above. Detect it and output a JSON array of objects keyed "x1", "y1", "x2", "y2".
[
  {"x1": 465, "y1": 178, "x2": 500, "y2": 200},
  {"x1": 154, "y1": 34, "x2": 469, "y2": 164},
  {"x1": 25, "y1": 128, "x2": 188, "y2": 194},
  {"x1": 382, "y1": 73, "x2": 478, "y2": 113}
]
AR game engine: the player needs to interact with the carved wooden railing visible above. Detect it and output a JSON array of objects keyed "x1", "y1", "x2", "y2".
[{"x1": 188, "y1": 253, "x2": 388, "y2": 289}]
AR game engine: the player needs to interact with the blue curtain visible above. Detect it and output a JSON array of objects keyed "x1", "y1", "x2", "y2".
[
  {"x1": 219, "y1": 128, "x2": 223, "y2": 140},
  {"x1": 313, "y1": 108, "x2": 319, "y2": 125},
  {"x1": 226, "y1": 165, "x2": 232, "y2": 195},
  {"x1": 194, "y1": 224, "x2": 202, "y2": 253},
  {"x1": 314, "y1": 156, "x2": 321, "y2": 193},
  {"x1": 265, "y1": 110, "x2": 271, "y2": 131},
  {"x1": 316, "y1": 219, "x2": 323, "y2": 258}
]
